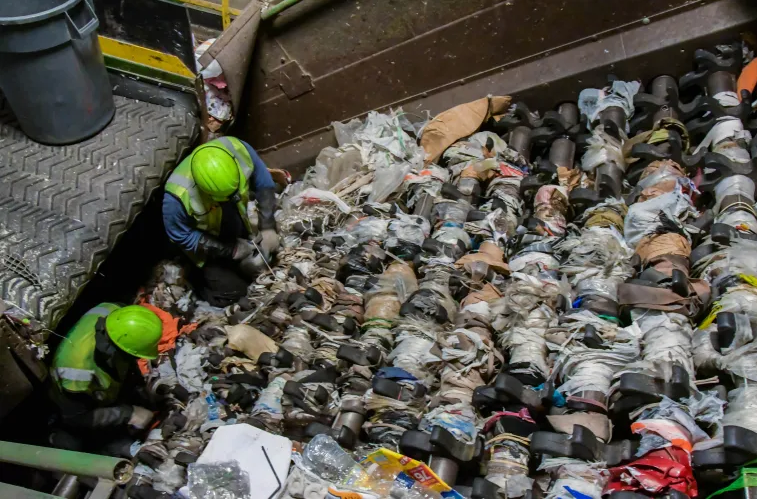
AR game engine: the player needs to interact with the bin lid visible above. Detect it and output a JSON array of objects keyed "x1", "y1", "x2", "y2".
[{"x1": 0, "y1": 0, "x2": 80, "y2": 25}]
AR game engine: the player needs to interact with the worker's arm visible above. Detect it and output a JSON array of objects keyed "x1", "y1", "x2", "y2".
[
  {"x1": 162, "y1": 192, "x2": 235, "y2": 260},
  {"x1": 64, "y1": 404, "x2": 134, "y2": 429},
  {"x1": 240, "y1": 141, "x2": 277, "y2": 231}
]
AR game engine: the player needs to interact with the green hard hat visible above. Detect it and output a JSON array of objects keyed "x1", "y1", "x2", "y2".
[
  {"x1": 191, "y1": 144, "x2": 240, "y2": 201},
  {"x1": 105, "y1": 306, "x2": 162, "y2": 360}
]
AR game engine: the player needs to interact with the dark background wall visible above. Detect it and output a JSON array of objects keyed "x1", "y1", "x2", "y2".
[{"x1": 234, "y1": 0, "x2": 757, "y2": 174}]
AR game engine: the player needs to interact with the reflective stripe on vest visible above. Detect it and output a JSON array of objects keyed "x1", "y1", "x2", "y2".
[
  {"x1": 51, "y1": 303, "x2": 121, "y2": 399},
  {"x1": 86, "y1": 305, "x2": 115, "y2": 318},
  {"x1": 55, "y1": 367, "x2": 95, "y2": 382},
  {"x1": 218, "y1": 136, "x2": 253, "y2": 179}
]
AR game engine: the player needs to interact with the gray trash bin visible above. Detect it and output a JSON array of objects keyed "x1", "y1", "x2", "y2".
[{"x1": 0, "y1": 0, "x2": 115, "y2": 145}]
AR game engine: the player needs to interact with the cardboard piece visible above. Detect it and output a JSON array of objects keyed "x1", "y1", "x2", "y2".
[
  {"x1": 226, "y1": 324, "x2": 278, "y2": 362},
  {"x1": 198, "y1": 1, "x2": 262, "y2": 113},
  {"x1": 455, "y1": 241, "x2": 510, "y2": 275},
  {"x1": 420, "y1": 95, "x2": 511, "y2": 165}
]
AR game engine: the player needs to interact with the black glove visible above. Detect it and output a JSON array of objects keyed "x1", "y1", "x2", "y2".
[
  {"x1": 65, "y1": 404, "x2": 134, "y2": 429},
  {"x1": 256, "y1": 187, "x2": 277, "y2": 231},
  {"x1": 196, "y1": 234, "x2": 235, "y2": 261}
]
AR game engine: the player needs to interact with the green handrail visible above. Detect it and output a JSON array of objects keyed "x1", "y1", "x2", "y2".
[
  {"x1": 0, "y1": 441, "x2": 133, "y2": 484},
  {"x1": 262, "y1": 0, "x2": 305, "y2": 20}
]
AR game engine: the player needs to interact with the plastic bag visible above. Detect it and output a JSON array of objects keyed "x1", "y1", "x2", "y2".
[
  {"x1": 186, "y1": 461, "x2": 251, "y2": 499},
  {"x1": 581, "y1": 127, "x2": 625, "y2": 173},
  {"x1": 312, "y1": 145, "x2": 364, "y2": 190},
  {"x1": 153, "y1": 459, "x2": 186, "y2": 493},
  {"x1": 433, "y1": 200, "x2": 471, "y2": 225},
  {"x1": 713, "y1": 175, "x2": 755, "y2": 214},
  {"x1": 624, "y1": 188, "x2": 696, "y2": 247},
  {"x1": 289, "y1": 188, "x2": 352, "y2": 213},
  {"x1": 333, "y1": 118, "x2": 363, "y2": 146},
  {"x1": 578, "y1": 80, "x2": 640, "y2": 129},
  {"x1": 175, "y1": 341, "x2": 208, "y2": 393},
  {"x1": 369, "y1": 161, "x2": 413, "y2": 203},
  {"x1": 387, "y1": 213, "x2": 431, "y2": 248},
  {"x1": 723, "y1": 386, "x2": 757, "y2": 433}
]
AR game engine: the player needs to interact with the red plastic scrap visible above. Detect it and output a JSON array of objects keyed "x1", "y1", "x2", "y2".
[
  {"x1": 482, "y1": 408, "x2": 534, "y2": 433},
  {"x1": 604, "y1": 447, "x2": 697, "y2": 497}
]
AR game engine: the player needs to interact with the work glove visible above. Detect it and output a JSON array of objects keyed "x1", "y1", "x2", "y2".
[
  {"x1": 259, "y1": 229, "x2": 280, "y2": 260},
  {"x1": 197, "y1": 234, "x2": 235, "y2": 261},
  {"x1": 232, "y1": 238, "x2": 255, "y2": 261},
  {"x1": 128, "y1": 406, "x2": 155, "y2": 430},
  {"x1": 256, "y1": 188, "x2": 278, "y2": 231}
]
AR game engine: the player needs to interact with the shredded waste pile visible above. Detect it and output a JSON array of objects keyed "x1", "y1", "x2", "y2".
[{"x1": 121, "y1": 40, "x2": 757, "y2": 499}]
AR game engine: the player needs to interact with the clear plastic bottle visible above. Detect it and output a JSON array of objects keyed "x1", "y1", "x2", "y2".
[
  {"x1": 301, "y1": 434, "x2": 369, "y2": 486},
  {"x1": 205, "y1": 393, "x2": 220, "y2": 421}
]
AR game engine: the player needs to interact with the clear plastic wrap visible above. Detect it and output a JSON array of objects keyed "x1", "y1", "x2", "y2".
[
  {"x1": 280, "y1": 326, "x2": 314, "y2": 361},
  {"x1": 386, "y1": 213, "x2": 431, "y2": 248},
  {"x1": 693, "y1": 117, "x2": 752, "y2": 161},
  {"x1": 153, "y1": 459, "x2": 186, "y2": 493},
  {"x1": 442, "y1": 131, "x2": 510, "y2": 165},
  {"x1": 333, "y1": 118, "x2": 363, "y2": 146},
  {"x1": 722, "y1": 386, "x2": 757, "y2": 433},
  {"x1": 580, "y1": 127, "x2": 625, "y2": 173},
  {"x1": 288, "y1": 188, "x2": 352, "y2": 213},
  {"x1": 432, "y1": 225, "x2": 472, "y2": 249},
  {"x1": 251, "y1": 376, "x2": 287, "y2": 422},
  {"x1": 301, "y1": 434, "x2": 369, "y2": 486},
  {"x1": 175, "y1": 341, "x2": 208, "y2": 394},
  {"x1": 370, "y1": 161, "x2": 413, "y2": 203},
  {"x1": 713, "y1": 174, "x2": 755, "y2": 214},
  {"x1": 456, "y1": 177, "x2": 480, "y2": 196},
  {"x1": 578, "y1": 80, "x2": 640, "y2": 130},
  {"x1": 556, "y1": 220, "x2": 633, "y2": 288},
  {"x1": 508, "y1": 252, "x2": 560, "y2": 274},
  {"x1": 501, "y1": 325, "x2": 549, "y2": 378},
  {"x1": 716, "y1": 209, "x2": 757, "y2": 231},
  {"x1": 388, "y1": 320, "x2": 443, "y2": 385},
  {"x1": 329, "y1": 217, "x2": 390, "y2": 248},
  {"x1": 634, "y1": 310, "x2": 695, "y2": 377},
  {"x1": 636, "y1": 160, "x2": 688, "y2": 192},
  {"x1": 420, "y1": 402, "x2": 479, "y2": 443},
  {"x1": 574, "y1": 278, "x2": 619, "y2": 302},
  {"x1": 186, "y1": 461, "x2": 251, "y2": 499},
  {"x1": 433, "y1": 200, "x2": 471, "y2": 225},
  {"x1": 555, "y1": 340, "x2": 640, "y2": 397},
  {"x1": 312, "y1": 144, "x2": 364, "y2": 190},
  {"x1": 539, "y1": 458, "x2": 608, "y2": 499},
  {"x1": 624, "y1": 188, "x2": 697, "y2": 247},
  {"x1": 692, "y1": 326, "x2": 719, "y2": 373}
]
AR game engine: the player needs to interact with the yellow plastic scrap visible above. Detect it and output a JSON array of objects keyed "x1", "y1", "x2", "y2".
[{"x1": 360, "y1": 448, "x2": 464, "y2": 498}]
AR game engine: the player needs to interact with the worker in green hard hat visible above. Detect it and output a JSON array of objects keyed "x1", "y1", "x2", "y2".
[
  {"x1": 163, "y1": 136, "x2": 279, "y2": 307},
  {"x1": 48, "y1": 303, "x2": 162, "y2": 452}
]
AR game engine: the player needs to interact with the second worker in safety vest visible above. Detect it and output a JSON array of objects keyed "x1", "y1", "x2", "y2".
[{"x1": 163, "y1": 136, "x2": 279, "y2": 306}]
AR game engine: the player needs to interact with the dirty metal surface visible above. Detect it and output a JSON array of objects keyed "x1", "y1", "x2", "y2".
[
  {"x1": 253, "y1": 0, "x2": 757, "y2": 177},
  {"x1": 95, "y1": 0, "x2": 196, "y2": 71},
  {"x1": 0, "y1": 94, "x2": 199, "y2": 329},
  {"x1": 237, "y1": 0, "x2": 707, "y2": 154}
]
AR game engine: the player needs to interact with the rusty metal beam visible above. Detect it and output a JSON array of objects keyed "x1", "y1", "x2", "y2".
[{"x1": 257, "y1": 0, "x2": 757, "y2": 177}]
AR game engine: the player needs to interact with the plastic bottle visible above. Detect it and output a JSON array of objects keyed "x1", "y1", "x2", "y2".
[
  {"x1": 205, "y1": 392, "x2": 221, "y2": 421},
  {"x1": 301, "y1": 434, "x2": 370, "y2": 486}
]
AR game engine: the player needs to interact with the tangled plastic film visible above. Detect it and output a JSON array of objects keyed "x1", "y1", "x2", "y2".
[{"x1": 90, "y1": 38, "x2": 757, "y2": 499}]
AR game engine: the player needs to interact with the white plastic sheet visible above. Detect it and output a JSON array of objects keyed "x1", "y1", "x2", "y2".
[{"x1": 192, "y1": 424, "x2": 292, "y2": 499}]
